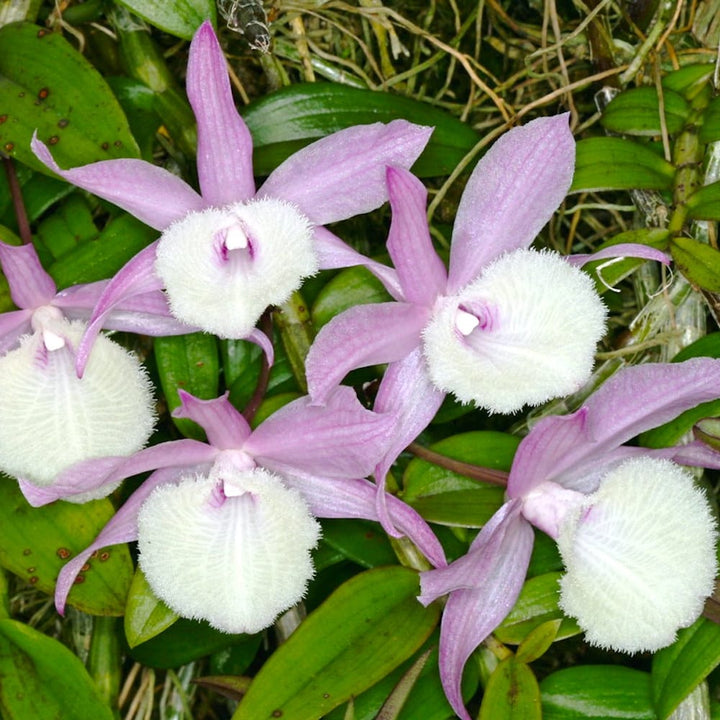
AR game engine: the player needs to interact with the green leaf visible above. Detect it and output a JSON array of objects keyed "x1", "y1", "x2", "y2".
[
  {"x1": 311, "y1": 266, "x2": 394, "y2": 330},
  {"x1": 242, "y1": 83, "x2": 480, "y2": 177},
  {"x1": 124, "y1": 567, "x2": 178, "y2": 648},
  {"x1": 686, "y1": 180, "x2": 720, "y2": 221},
  {"x1": 114, "y1": 0, "x2": 215, "y2": 40},
  {"x1": 154, "y1": 332, "x2": 220, "y2": 439},
  {"x1": 495, "y1": 572, "x2": 580, "y2": 646},
  {"x1": 571, "y1": 137, "x2": 675, "y2": 192},
  {"x1": 671, "y1": 331, "x2": 720, "y2": 362},
  {"x1": 671, "y1": 236, "x2": 720, "y2": 292},
  {"x1": 0, "y1": 479, "x2": 132, "y2": 615},
  {"x1": 233, "y1": 566, "x2": 440, "y2": 720},
  {"x1": 639, "y1": 397, "x2": 720, "y2": 448},
  {"x1": 0, "y1": 21, "x2": 139, "y2": 172},
  {"x1": 652, "y1": 618, "x2": 720, "y2": 719},
  {"x1": 130, "y1": 616, "x2": 252, "y2": 669},
  {"x1": 700, "y1": 96, "x2": 720, "y2": 144},
  {"x1": 47, "y1": 213, "x2": 157, "y2": 288},
  {"x1": 0, "y1": 618, "x2": 114, "y2": 720},
  {"x1": 375, "y1": 648, "x2": 432, "y2": 720},
  {"x1": 402, "y1": 431, "x2": 517, "y2": 527},
  {"x1": 516, "y1": 619, "x2": 562, "y2": 664},
  {"x1": 480, "y1": 657, "x2": 541, "y2": 720},
  {"x1": 541, "y1": 666, "x2": 654, "y2": 719},
  {"x1": 320, "y1": 519, "x2": 398, "y2": 569},
  {"x1": 662, "y1": 64, "x2": 714, "y2": 99},
  {"x1": 601, "y1": 87, "x2": 690, "y2": 136}
]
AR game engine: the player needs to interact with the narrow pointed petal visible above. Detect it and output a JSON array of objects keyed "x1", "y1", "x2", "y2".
[
  {"x1": 75, "y1": 244, "x2": 162, "y2": 376},
  {"x1": 0, "y1": 310, "x2": 32, "y2": 354},
  {"x1": 187, "y1": 22, "x2": 255, "y2": 205},
  {"x1": 246, "y1": 387, "x2": 395, "y2": 479},
  {"x1": 245, "y1": 328, "x2": 275, "y2": 366},
  {"x1": 447, "y1": 115, "x2": 575, "y2": 293},
  {"x1": 32, "y1": 136, "x2": 204, "y2": 230},
  {"x1": 567, "y1": 244, "x2": 670, "y2": 267},
  {"x1": 509, "y1": 359, "x2": 720, "y2": 496},
  {"x1": 420, "y1": 502, "x2": 533, "y2": 720},
  {"x1": 282, "y1": 471, "x2": 447, "y2": 569},
  {"x1": 258, "y1": 121, "x2": 433, "y2": 225},
  {"x1": 373, "y1": 347, "x2": 445, "y2": 533},
  {"x1": 668, "y1": 440, "x2": 720, "y2": 469},
  {"x1": 313, "y1": 227, "x2": 403, "y2": 300},
  {"x1": 0, "y1": 241, "x2": 56, "y2": 307},
  {"x1": 174, "y1": 391, "x2": 252, "y2": 449},
  {"x1": 386, "y1": 167, "x2": 447, "y2": 304},
  {"x1": 306, "y1": 302, "x2": 427, "y2": 403},
  {"x1": 22, "y1": 439, "x2": 216, "y2": 505},
  {"x1": 55, "y1": 466, "x2": 183, "y2": 614}
]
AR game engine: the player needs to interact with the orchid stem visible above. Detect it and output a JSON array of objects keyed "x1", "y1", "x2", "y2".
[
  {"x1": 407, "y1": 442, "x2": 508, "y2": 487},
  {"x1": 2, "y1": 154, "x2": 32, "y2": 245},
  {"x1": 242, "y1": 310, "x2": 273, "y2": 424}
]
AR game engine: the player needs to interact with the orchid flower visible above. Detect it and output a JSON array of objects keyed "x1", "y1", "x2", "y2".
[
  {"x1": 306, "y1": 115, "x2": 669, "y2": 531},
  {"x1": 0, "y1": 239, "x2": 159, "y2": 496},
  {"x1": 418, "y1": 359, "x2": 720, "y2": 720},
  {"x1": 28, "y1": 387, "x2": 446, "y2": 632},
  {"x1": 31, "y1": 21, "x2": 431, "y2": 373}
]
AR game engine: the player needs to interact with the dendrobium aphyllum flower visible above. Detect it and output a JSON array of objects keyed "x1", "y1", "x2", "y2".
[
  {"x1": 32, "y1": 21, "x2": 431, "y2": 372},
  {"x1": 0, "y1": 239, "x2": 162, "y2": 495},
  {"x1": 419, "y1": 359, "x2": 720, "y2": 720},
  {"x1": 25, "y1": 387, "x2": 445, "y2": 632}
]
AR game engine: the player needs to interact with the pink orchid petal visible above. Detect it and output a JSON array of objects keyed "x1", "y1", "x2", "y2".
[
  {"x1": 284, "y1": 471, "x2": 446, "y2": 568},
  {"x1": 28, "y1": 439, "x2": 217, "y2": 505},
  {"x1": 567, "y1": 243, "x2": 670, "y2": 267},
  {"x1": 245, "y1": 327, "x2": 275, "y2": 366},
  {"x1": 373, "y1": 347, "x2": 445, "y2": 534},
  {"x1": 313, "y1": 227, "x2": 402, "y2": 300},
  {"x1": 187, "y1": 22, "x2": 255, "y2": 205},
  {"x1": 509, "y1": 359, "x2": 720, "y2": 496},
  {"x1": 386, "y1": 167, "x2": 447, "y2": 304},
  {"x1": 0, "y1": 310, "x2": 32, "y2": 354},
  {"x1": 55, "y1": 466, "x2": 185, "y2": 614},
  {"x1": 666, "y1": 440, "x2": 720, "y2": 470},
  {"x1": 245, "y1": 387, "x2": 395, "y2": 479},
  {"x1": 75, "y1": 244, "x2": 162, "y2": 376},
  {"x1": 306, "y1": 302, "x2": 427, "y2": 403},
  {"x1": 448, "y1": 115, "x2": 575, "y2": 293},
  {"x1": 0, "y1": 241, "x2": 56, "y2": 307},
  {"x1": 31, "y1": 135, "x2": 204, "y2": 231},
  {"x1": 174, "y1": 391, "x2": 252, "y2": 449},
  {"x1": 258, "y1": 121, "x2": 433, "y2": 225},
  {"x1": 420, "y1": 501, "x2": 533, "y2": 720}
]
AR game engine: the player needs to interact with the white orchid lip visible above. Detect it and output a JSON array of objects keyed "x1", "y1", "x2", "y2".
[
  {"x1": 422, "y1": 248, "x2": 607, "y2": 414},
  {"x1": 0, "y1": 319, "x2": 155, "y2": 490},
  {"x1": 137, "y1": 466, "x2": 321, "y2": 634},
  {"x1": 155, "y1": 198, "x2": 317, "y2": 339},
  {"x1": 557, "y1": 457, "x2": 718, "y2": 653}
]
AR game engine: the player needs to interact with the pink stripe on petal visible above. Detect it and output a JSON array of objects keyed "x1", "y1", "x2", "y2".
[
  {"x1": 174, "y1": 391, "x2": 252, "y2": 449},
  {"x1": 32, "y1": 135, "x2": 204, "y2": 230},
  {"x1": 448, "y1": 115, "x2": 575, "y2": 293},
  {"x1": 386, "y1": 167, "x2": 447, "y2": 304},
  {"x1": 567, "y1": 243, "x2": 670, "y2": 267},
  {"x1": 306, "y1": 301, "x2": 427, "y2": 403},
  {"x1": 187, "y1": 22, "x2": 255, "y2": 205},
  {"x1": 0, "y1": 241, "x2": 56, "y2": 308},
  {"x1": 55, "y1": 466, "x2": 185, "y2": 614},
  {"x1": 258, "y1": 120, "x2": 433, "y2": 225}
]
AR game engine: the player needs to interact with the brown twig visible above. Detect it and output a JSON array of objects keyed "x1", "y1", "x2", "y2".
[
  {"x1": 407, "y1": 442, "x2": 509, "y2": 487},
  {"x1": 2, "y1": 154, "x2": 32, "y2": 245},
  {"x1": 242, "y1": 310, "x2": 273, "y2": 424}
]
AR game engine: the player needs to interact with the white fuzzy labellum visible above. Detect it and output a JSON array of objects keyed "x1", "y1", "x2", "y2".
[
  {"x1": 137, "y1": 466, "x2": 321, "y2": 634},
  {"x1": 0, "y1": 317, "x2": 155, "y2": 490},
  {"x1": 422, "y1": 249, "x2": 607, "y2": 413},
  {"x1": 557, "y1": 457, "x2": 717, "y2": 653},
  {"x1": 155, "y1": 198, "x2": 317, "y2": 338}
]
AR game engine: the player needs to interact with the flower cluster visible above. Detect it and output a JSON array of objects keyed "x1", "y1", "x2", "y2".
[{"x1": 3, "y1": 17, "x2": 717, "y2": 720}]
